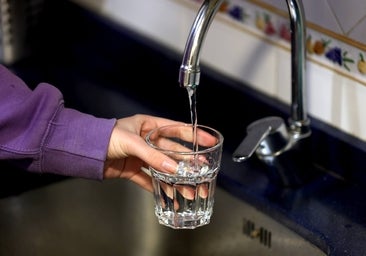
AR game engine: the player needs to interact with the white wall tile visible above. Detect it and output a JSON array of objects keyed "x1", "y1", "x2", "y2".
[
  {"x1": 303, "y1": 0, "x2": 342, "y2": 34},
  {"x1": 103, "y1": 0, "x2": 196, "y2": 52},
  {"x1": 355, "y1": 84, "x2": 366, "y2": 140},
  {"x1": 276, "y1": 48, "x2": 291, "y2": 104},
  {"x1": 200, "y1": 18, "x2": 278, "y2": 97},
  {"x1": 306, "y1": 61, "x2": 335, "y2": 125},
  {"x1": 339, "y1": 76, "x2": 359, "y2": 135},
  {"x1": 348, "y1": 16, "x2": 366, "y2": 45},
  {"x1": 327, "y1": 0, "x2": 366, "y2": 34}
]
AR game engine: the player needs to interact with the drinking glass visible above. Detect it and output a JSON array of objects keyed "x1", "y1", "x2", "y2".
[{"x1": 145, "y1": 123, "x2": 224, "y2": 229}]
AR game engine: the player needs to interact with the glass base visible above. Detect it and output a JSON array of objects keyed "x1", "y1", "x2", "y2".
[{"x1": 156, "y1": 211, "x2": 211, "y2": 229}]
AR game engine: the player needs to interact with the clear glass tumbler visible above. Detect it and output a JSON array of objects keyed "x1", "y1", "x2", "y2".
[{"x1": 145, "y1": 124, "x2": 224, "y2": 229}]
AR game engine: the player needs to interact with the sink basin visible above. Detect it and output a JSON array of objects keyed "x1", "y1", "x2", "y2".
[{"x1": 0, "y1": 178, "x2": 326, "y2": 256}]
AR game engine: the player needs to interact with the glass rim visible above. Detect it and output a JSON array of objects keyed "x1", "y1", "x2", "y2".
[{"x1": 145, "y1": 124, "x2": 224, "y2": 155}]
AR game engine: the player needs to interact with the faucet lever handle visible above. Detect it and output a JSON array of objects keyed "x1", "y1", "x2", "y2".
[{"x1": 232, "y1": 116, "x2": 289, "y2": 162}]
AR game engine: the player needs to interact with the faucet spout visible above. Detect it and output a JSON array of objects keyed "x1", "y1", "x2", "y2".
[{"x1": 179, "y1": 0, "x2": 224, "y2": 89}]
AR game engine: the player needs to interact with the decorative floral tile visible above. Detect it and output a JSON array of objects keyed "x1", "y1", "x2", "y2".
[{"x1": 181, "y1": 0, "x2": 366, "y2": 86}]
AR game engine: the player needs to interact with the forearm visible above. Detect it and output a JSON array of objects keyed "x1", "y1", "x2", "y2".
[{"x1": 0, "y1": 64, "x2": 116, "y2": 180}]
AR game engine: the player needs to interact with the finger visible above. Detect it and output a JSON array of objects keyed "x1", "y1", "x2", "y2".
[
  {"x1": 149, "y1": 136, "x2": 192, "y2": 153},
  {"x1": 160, "y1": 183, "x2": 196, "y2": 201},
  {"x1": 132, "y1": 138, "x2": 178, "y2": 174},
  {"x1": 198, "y1": 183, "x2": 209, "y2": 198},
  {"x1": 129, "y1": 171, "x2": 154, "y2": 193},
  {"x1": 152, "y1": 125, "x2": 219, "y2": 148}
]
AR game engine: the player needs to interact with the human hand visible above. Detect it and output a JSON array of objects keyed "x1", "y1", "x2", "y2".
[{"x1": 103, "y1": 114, "x2": 185, "y2": 192}]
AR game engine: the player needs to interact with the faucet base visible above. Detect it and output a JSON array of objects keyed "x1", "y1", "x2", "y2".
[{"x1": 289, "y1": 118, "x2": 312, "y2": 140}]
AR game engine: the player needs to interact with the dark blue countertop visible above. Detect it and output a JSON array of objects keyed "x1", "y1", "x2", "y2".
[{"x1": 3, "y1": 1, "x2": 366, "y2": 255}]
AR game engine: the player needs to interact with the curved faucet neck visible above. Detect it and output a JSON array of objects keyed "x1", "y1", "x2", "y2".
[
  {"x1": 179, "y1": 0, "x2": 310, "y2": 138},
  {"x1": 179, "y1": 0, "x2": 224, "y2": 88}
]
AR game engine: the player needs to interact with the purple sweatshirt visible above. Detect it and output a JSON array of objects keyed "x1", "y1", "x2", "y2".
[{"x1": 0, "y1": 65, "x2": 116, "y2": 180}]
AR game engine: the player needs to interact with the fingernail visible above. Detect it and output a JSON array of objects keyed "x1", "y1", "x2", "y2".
[{"x1": 162, "y1": 160, "x2": 177, "y2": 173}]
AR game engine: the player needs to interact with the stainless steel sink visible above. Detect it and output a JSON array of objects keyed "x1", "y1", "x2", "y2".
[{"x1": 0, "y1": 178, "x2": 326, "y2": 256}]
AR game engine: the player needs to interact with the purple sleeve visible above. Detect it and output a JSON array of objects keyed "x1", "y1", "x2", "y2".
[{"x1": 0, "y1": 64, "x2": 116, "y2": 180}]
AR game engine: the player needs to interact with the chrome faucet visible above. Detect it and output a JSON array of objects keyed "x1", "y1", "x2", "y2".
[{"x1": 179, "y1": 0, "x2": 312, "y2": 186}]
